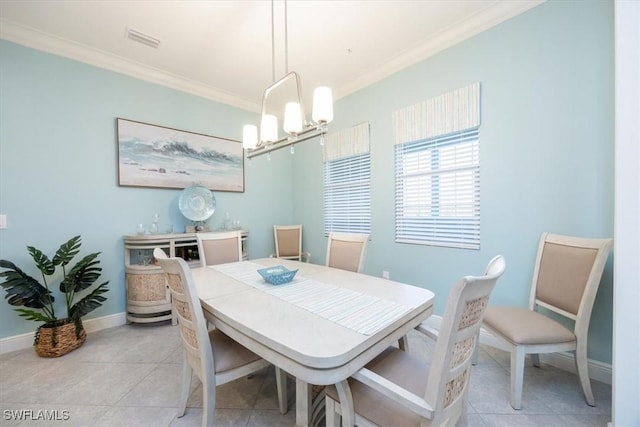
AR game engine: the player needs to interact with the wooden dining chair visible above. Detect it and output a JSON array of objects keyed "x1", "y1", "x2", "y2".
[
  {"x1": 325, "y1": 255, "x2": 506, "y2": 427},
  {"x1": 196, "y1": 231, "x2": 242, "y2": 267},
  {"x1": 479, "y1": 233, "x2": 612, "y2": 409},
  {"x1": 273, "y1": 224, "x2": 311, "y2": 262},
  {"x1": 326, "y1": 232, "x2": 369, "y2": 273},
  {"x1": 154, "y1": 248, "x2": 287, "y2": 426}
]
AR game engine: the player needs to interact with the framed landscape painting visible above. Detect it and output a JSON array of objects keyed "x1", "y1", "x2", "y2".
[{"x1": 116, "y1": 118, "x2": 244, "y2": 192}]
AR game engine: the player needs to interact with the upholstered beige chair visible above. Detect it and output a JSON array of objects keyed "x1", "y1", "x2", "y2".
[
  {"x1": 326, "y1": 232, "x2": 369, "y2": 273},
  {"x1": 154, "y1": 249, "x2": 286, "y2": 426},
  {"x1": 325, "y1": 255, "x2": 506, "y2": 427},
  {"x1": 273, "y1": 224, "x2": 311, "y2": 262},
  {"x1": 480, "y1": 233, "x2": 612, "y2": 410},
  {"x1": 196, "y1": 231, "x2": 242, "y2": 267}
]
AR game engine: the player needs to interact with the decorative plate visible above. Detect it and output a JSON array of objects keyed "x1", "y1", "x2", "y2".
[
  {"x1": 257, "y1": 266, "x2": 298, "y2": 285},
  {"x1": 178, "y1": 185, "x2": 216, "y2": 222}
]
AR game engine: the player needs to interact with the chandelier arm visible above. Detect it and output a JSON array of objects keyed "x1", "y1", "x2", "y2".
[
  {"x1": 247, "y1": 124, "x2": 327, "y2": 159},
  {"x1": 258, "y1": 71, "x2": 308, "y2": 141}
]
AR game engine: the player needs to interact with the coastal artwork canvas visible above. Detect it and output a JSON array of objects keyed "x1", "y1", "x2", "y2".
[{"x1": 117, "y1": 118, "x2": 244, "y2": 192}]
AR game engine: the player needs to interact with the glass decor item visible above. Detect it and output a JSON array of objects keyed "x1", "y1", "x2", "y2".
[
  {"x1": 179, "y1": 185, "x2": 216, "y2": 231},
  {"x1": 179, "y1": 185, "x2": 216, "y2": 222}
]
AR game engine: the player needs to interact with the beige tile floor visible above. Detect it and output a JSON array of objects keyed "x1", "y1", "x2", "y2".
[{"x1": 0, "y1": 323, "x2": 611, "y2": 426}]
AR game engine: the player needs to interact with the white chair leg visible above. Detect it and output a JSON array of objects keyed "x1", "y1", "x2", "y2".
[
  {"x1": 325, "y1": 395, "x2": 341, "y2": 427},
  {"x1": 202, "y1": 376, "x2": 216, "y2": 427},
  {"x1": 335, "y1": 379, "x2": 355, "y2": 427},
  {"x1": 575, "y1": 347, "x2": 596, "y2": 406},
  {"x1": 456, "y1": 397, "x2": 469, "y2": 426},
  {"x1": 398, "y1": 335, "x2": 409, "y2": 352},
  {"x1": 510, "y1": 346, "x2": 525, "y2": 410},
  {"x1": 275, "y1": 367, "x2": 288, "y2": 414},
  {"x1": 178, "y1": 358, "x2": 193, "y2": 417},
  {"x1": 531, "y1": 353, "x2": 541, "y2": 368}
]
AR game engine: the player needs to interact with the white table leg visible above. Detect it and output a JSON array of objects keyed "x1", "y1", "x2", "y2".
[
  {"x1": 295, "y1": 378, "x2": 312, "y2": 427},
  {"x1": 276, "y1": 367, "x2": 288, "y2": 415}
]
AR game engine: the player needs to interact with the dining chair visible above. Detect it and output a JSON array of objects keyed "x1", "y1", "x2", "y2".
[
  {"x1": 326, "y1": 232, "x2": 369, "y2": 273},
  {"x1": 325, "y1": 255, "x2": 506, "y2": 427},
  {"x1": 273, "y1": 224, "x2": 311, "y2": 263},
  {"x1": 196, "y1": 231, "x2": 242, "y2": 267},
  {"x1": 153, "y1": 248, "x2": 287, "y2": 426},
  {"x1": 479, "y1": 233, "x2": 612, "y2": 410}
]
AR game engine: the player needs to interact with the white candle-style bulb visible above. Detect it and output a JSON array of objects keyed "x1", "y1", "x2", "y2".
[
  {"x1": 242, "y1": 124, "x2": 258, "y2": 149},
  {"x1": 283, "y1": 102, "x2": 303, "y2": 134},
  {"x1": 260, "y1": 114, "x2": 278, "y2": 143},
  {"x1": 312, "y1": 86, "x2": 333, "y2": 124}
]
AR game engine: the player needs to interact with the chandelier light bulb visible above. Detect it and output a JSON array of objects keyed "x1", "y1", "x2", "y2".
[
  {"x1": 312, "y1": 86, "x2": 333, "y2": 124},
  {"x1": 260, "y1": 114, "x2": 278, "y2": 143},
  {"x1": 242, "y1": 124, "x2": 258, "y2": 150},
  {"x1": 283, "y1": 102, "x2": 303, "y2": 134}
]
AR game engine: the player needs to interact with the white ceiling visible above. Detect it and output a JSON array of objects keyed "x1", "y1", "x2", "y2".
[{"x1": 0, "y1": 0, "x2": 542, "y2": 112}]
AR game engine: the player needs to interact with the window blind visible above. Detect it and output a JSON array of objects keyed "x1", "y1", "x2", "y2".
[
  {"x1": 393, "y1": 83, "x2": 481, "y2": 249},
  {"x1": 323, "y1": 123, "x2": 371, "y2": 234},
  {"x1": 395, "y1": 129, "x2": 479, "y2": 249}
]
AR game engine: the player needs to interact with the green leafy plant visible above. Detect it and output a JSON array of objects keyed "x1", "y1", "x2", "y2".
[{"x1": 0, "y1": 235, "x2": 109, "y2": 325}]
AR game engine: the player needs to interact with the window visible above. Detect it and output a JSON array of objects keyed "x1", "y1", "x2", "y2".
[
  {"x1": 324, "y1": 152, "x2": 371, "y2": 234},
  {"x1": 394, "y1": 128, "x2": 480, "y2": 249}
]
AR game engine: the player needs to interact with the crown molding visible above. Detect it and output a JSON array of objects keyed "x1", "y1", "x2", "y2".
[
  {"x1": 0, "y1": 19, "x2": 261, "y2": 112},
  {"x1": 1, "y1": 2, "x2": 543, "y2": 110},
  {"x1": 334, "y1": 1, "x2": 545, "y2": 100}
]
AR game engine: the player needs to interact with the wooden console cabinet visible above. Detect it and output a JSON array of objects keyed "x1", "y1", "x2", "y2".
[{"x1": 123, "y1": 231, "x2": 248, "y2": 324}]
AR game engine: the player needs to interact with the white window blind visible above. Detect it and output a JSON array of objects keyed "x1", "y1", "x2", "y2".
[
  {"x1": 323, "y1": 123, "x2": 371, "y2": 234},
  {"x1": 393, "y1": 83, "x2": 481, "y2": 249},
  {"x1": 395, "y1": 129, "x2": 479, "y2": 248}
]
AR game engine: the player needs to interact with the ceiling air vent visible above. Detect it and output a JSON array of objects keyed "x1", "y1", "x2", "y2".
[{"x1": 125, "y1": 27, "x2": 161, "y2": 49}]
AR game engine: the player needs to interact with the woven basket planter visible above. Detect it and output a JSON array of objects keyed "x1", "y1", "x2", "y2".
[{"x1": 34, "y1": 318, "x2": 86, "y2": 358}]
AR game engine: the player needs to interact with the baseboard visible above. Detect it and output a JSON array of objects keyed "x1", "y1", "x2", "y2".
[
  {"x1": 0, "y1": 312, "x2": 127, "y2": 355},
  {"x1": 421, "y1": 315, "x2": 612, "y2": 385}
]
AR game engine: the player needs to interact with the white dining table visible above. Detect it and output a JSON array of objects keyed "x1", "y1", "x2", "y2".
[{"x1": 192, "y1": 257, "x2": 435, "y2": 427}]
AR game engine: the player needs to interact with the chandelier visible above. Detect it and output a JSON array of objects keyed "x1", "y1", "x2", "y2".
[{"x1": 242, "y1": 0, "x2": 333, "y2": 159}]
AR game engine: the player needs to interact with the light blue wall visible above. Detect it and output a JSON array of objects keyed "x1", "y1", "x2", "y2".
[
  {"x1": 0, "y1": 40, "x2": 294, "y2": 338},
  {"x1": 1, "y1": 0, "x2": 614, "y2": 365},
  {"x1": 289, "y1": 0, "x2": 615, "y2": 363}
]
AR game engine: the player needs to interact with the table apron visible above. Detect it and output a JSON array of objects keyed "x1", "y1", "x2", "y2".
[{"x1": 204, "y1": 306, "x2": 432, "y2": 385}]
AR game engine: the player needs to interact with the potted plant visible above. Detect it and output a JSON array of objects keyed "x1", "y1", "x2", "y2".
[{"x1": 0, "y1": 235, "x2": 109, "y2": 357}]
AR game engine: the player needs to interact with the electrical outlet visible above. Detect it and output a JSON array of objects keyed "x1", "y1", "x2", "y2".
[
  {"x1": 0, "y1": 214, "x2": 6, "y2": 229},
  {"x1": 382, "y1": 270, "x2": 390, "y2": 279}
]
